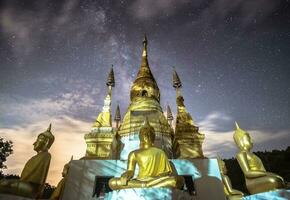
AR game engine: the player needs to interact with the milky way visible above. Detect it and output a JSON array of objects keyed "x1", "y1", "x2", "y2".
[{"x1": 0, "y1": 0, "x2": 290, "y2": 183}]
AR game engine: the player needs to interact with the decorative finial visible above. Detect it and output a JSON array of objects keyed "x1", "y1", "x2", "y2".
[
  {"x1": 106, "y1": 65, "x2": 115, "y2": 87},
  {"x1": 235, "y1": 121, "x2": 240, "y2": 130},
  {"x1": 143, "y1": 116, "x2": 150, "y2": 126},
  {"x1": 172, "y1": 69, "x2": 182, "y2": 89},
  {"x1": 166, "y1": 105, "x2": 173, "y2": 121},
  {"x1": 142, "y1": 34, "x2": 148, "y2": 57},
  {"x1": 143, "y1": 34, "x2": 147, "y2": 45},
  {"x1": 114, "y1": 104, "x2": 121, "y2": 122},
  {"x1": 47, "y1": 123, "x2": 52, "y2": 132}
]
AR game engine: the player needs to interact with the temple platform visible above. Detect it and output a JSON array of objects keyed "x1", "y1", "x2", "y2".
[
  {"x1": 62, "y1": 158, "x2": 225, "y2": 200},
  {"x1": 104, "y1": 188, "x2": 195, "y2": 200},
  {"x1": 243, "y1": 189, "x2": 290, "y2": 200},
  {"x1": 0, "y1": 194, "x2": 33, "y2": 200}
]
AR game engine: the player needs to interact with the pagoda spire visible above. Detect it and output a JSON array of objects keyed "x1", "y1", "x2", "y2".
[
  {"x1": 106, "y1": 65, "x2": 115, "y2": 87},
  {"x1": 172, "y1": 69, "x2": 182, "y2": 97},
  {"x1": 106, "y1": 65, "x2": 115, "y2": 96},
  {"x1": 92, "y1": 67, "x2": 115, "y2": 128},
  {"x1": 142, "y1": 34, "x2": 148, "y2": 57},
  {"x1": 166, "y1": 105, "x2": 174, "y2": 127},
  {"x1": 172, "y1": 69, "x2": 182, "y2": 89},
  {"x1": 130, "y1": 35, "x2": 160, "y2": 102},
  {"x1": 114, "y1": 104, "x2": 121, "y2": 129},
  {"x1": 138, "y1": 34, "x2": 152, "y2": 76}
]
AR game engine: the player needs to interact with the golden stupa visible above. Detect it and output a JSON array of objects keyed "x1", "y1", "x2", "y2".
[{"x1": 83, "y1": 35, "x2": 204, "y2": 161}]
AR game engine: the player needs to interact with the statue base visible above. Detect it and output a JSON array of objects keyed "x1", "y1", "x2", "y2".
[
  {"x1": 243, "y1": 189, "x2": 290, "y2": 200},
  {"x1": 62, "y1": 159, "x2": 225, "y2": 200},
  {"x1": 0, "y1": 194, "x2": 33, "y2": 200},
  {"x1": 104, "y1": 188, "x2": 195, "y2": 200}
]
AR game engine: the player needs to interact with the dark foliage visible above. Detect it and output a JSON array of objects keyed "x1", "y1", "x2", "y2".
[
  {"x1": 3, "y1": 174, "x2": 20, "y2": 179},
  {"x1": 0, "y1": 138, "x2": 13, "y2": 176},
  {"x1": 224, "y1": 146, "x2": 290, "y2": 194},
  {"x1": 42, "y1": 183, "x2": 55, "y2": 199}
]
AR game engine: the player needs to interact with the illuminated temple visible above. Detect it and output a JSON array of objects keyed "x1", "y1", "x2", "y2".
[
  {"x1": 84, "y1": 35, "x2": 205, "y2": 161},
  {"x1": 0, "y1": 36, "x2": 288, "y2": 200},
  {"x1": 63, "y1": 36, "x2": 288, "y2": 200},
  {"x1": 73, "y1": 36, "x2": 223, "y2": 200}
]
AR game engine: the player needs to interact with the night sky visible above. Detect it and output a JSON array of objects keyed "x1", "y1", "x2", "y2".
[{"x1": 0, "y1": 0, "x2": 290, "y2": 185}]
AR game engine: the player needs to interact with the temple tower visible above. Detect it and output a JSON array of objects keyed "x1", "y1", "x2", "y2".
[
  {"x1": 84, "y1": 66, "x2": 116, "y2": 159},
  {"x1": 114, "y1": 104, "x2": 121, "y2": 129},
  {"x1": 117, "y1": 35, "x2": 174, "y2": 160},
  {"x1": 172, "y1": 70, "x2": 205, "y2": 159},
  {"x1": 166, "y1": 105, "x2": 174, "y2": 128}
]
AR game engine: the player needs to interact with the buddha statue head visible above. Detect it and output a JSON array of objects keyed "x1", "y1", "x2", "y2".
[
  {"x1": 233, "y1": 122, "x2": 253, "y2": 151},
  {"x1": 62, "y1": 156, "x2": 73, "y2": 177},
  {"x1": 33, "y1": 124, "x2": 55, "y2": 152},
  {"x1": 217, "y1": 156, "x2": 227, "y2": 175},
  {"x1": 139, "y1": 117, "x2": 155, "y2": 148}
]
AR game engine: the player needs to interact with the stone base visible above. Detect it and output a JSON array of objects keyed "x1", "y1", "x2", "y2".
[
  {"x1": 0, "y1": 194, "x2": 33, "y2": 200},
  {"x1": 62, "y1": 159, "x2": 225, "y2": 200},
  {"x1": 104, "y1": 188, "x2": 195, "y2": 200},
  {"x1": 243, "y1": 189, "x2": 290, "y2": 200}
]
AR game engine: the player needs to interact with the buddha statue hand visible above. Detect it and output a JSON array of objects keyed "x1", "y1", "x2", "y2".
[{"x1": 120, "y1": 171, "x2": 134, "y2": 185}]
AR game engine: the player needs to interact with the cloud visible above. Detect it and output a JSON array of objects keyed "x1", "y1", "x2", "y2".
[
  {"x1": 0, "y1": 0, "x2": 107, "y2": 59},
  {"x1": 1, "y1": 116, "x2": 90, "y2": 186},
  {"x1": 198, "y1": 111, "x2": 232, "y2": 131},
  {"x1": 0, "y1": 81, "x2": 99, "y2": 126},
  {"x1": 199, "y1": 111, "x2": 290, "y2": 158}
]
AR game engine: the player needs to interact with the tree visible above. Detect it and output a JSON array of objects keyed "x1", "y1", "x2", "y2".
[{"x1": 0, "y1": 137, "x2": 13, "y2": 177}]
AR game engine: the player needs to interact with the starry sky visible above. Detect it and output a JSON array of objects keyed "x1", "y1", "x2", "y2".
[{"x1": 0, "y1": 0, "x2": 290, "y2": 185}]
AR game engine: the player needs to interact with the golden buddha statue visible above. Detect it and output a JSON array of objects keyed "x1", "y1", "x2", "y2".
[
  {"x1": 109, "y1": 118, "x2": 184, "y2": 190},
  {"x1": 233, "y1": 122, "x2": 285, "y2": 194},
  {"x1": 0, "y1": 124, "x2": 54, "y2": 198},
  {"x1": 217, "y1": 157, "x2": 243, "y2": 200},
  {"x1": 50, "y1": 156, "x2": 72, "y2": 200}
]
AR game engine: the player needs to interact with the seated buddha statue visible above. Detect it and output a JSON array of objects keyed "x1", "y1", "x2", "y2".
[
  {"x1": 217, "y1": 157, "x2": 243, "y2": 200},
  {"x1": 0, "y1": 124, "x2": 55, "y2": 198},
  {"x1": 233, "y1": 122, "x2": 285, "y2": 194},
  {"x1": 50, "y1": 156, "x2": 72, "y2": 200},
  {"x1": 109, "y1": 118, "x2": 184, "y2": 190}
]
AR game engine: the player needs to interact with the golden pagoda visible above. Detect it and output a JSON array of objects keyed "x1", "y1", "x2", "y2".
[
  {"x1": 172, "y1": 70, "x2": 205, "y2": 159},
  {"x1": 84, "y1": 35, "x2": 204, "y2": 160},
  {"x1": 116, "y1": 35, "x2": 174, "y2": 159},
  {"x1": 84, "y1": 65, "x2": 117, "y2": 159}
]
